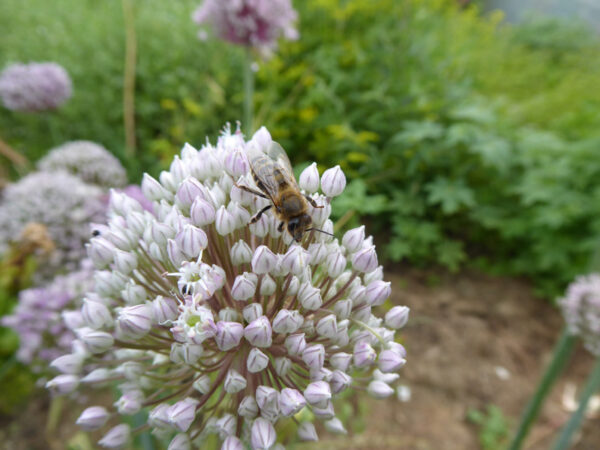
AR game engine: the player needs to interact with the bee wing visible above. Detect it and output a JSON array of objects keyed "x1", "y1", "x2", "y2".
[{"x1": 246, "y1": 141, "x2": 298, "y2": 202}]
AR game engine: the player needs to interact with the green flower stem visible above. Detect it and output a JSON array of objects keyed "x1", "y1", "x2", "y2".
[
  {"x1": 553, "y1": 356, "x2": 600, "y2": 450},
  {"x1": 509, "y1": 329, "x2": 576, "y2": 450},
  {"x1": 243, "y1": 48, "x2": 254, "y2": 136}
]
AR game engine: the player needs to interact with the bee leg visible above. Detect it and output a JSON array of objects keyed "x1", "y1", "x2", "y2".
[
  {"x1": 249, "y1": 205, "x2": 272, "y2": 224},
  {"x1": 277, "y1": 221, "x2": 285, "y2": 233},
  {"x1": 235, "y1": 183, "x2": 269, "y2": 199},
  {"x1": 303, "y1": 194, "x2": 324, "y2": 209}
]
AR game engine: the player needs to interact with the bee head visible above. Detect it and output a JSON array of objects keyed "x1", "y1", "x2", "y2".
[{"x1": 288, "y1": 214, "x2": 312, "y2": 242}]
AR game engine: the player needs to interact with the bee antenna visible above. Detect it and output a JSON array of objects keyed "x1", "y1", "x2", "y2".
[{"x1": 307, "y1": 228, "x2": 335, "y2": 237}]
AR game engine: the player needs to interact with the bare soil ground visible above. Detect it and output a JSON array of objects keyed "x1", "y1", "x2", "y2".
[{"x1": 1, "y1": 268, "x2": 599, "y2": 449}]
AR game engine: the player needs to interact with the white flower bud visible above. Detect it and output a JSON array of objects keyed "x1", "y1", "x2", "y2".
[
  {"x1": 321, "y1": 165, "x2": 346, "y2": 197},
  {"x1": 98, "y1": 424, "x2": 130, "y2": 448},
  {"x1": 308, "y1": 242, "x2": 328, "y2": 265},
  {"x1": 215, "y1": 206, "x2": 235, "y2": 235},
  {"x1": 385, "y1": 306, "x2": 410, "y2": 329},
  {"x1": 299, "y1": 162, "x2": 320, "y2": 193},
  {"x1": 325, "y1": 417, "x2": 347, "y2": 435},
  {"x1": 175, "y1": 224, "x2": 207, "y2": 258},
  {"x1": 76, "y1": 406, "x2": 110, "y2": 431},
  {"x1": 284, "y1": 333, "x2": 306, "y2": 356},
  {"x1": 142, "y1": 173, "x2": 170, "y2": 201},
  {"x1": 297, "y1": 422, "x2": 318, "y2": 441},
  {"x1": 272, "y1": 309, "x2": 304, "y2": 334},
  {"x1": 193, "y1": 375, "x2": 211, "y2": 394},
  {"x1": 325, "y1": 251, "x2": 347, "y2": 278},
  {"x1": 231, "y1": 273, "x2": 257, "y2": 301},
  {"x1": 224, "y1": 369, "x2": 247, "y2": 394},
  {"x1": 260, "y1": 274, "x2": 277, "y2": 296},
  {"x1": 274, "y1": 357, "x2": 291, "y2": 377},
  {"x1": 238, "y1": 395, "x2": 259, "y2": 419},
  {"x1": 247, "y1": 347, "x2": 269, "y2": 373},
  {"x1": 230, "y1": 240, "x2": 253, "y2": 265},
  {"x1": 342, "y1": 225, "x2": 365, "y2": 253},
  {"x1": 251, "y1": 245, "x2": 277, "y2": 274},
  {"x1": 298, "y1": 282, "x2": 322, "y2": 310},
  {"x1": 243, "y1": 303, "x2": 263, "y2": 323},
  {"x1": 367, "y1": 380, "x2": 395, "y2": 399},
  {"x1": 282, "y1": 244, "x2": 311, "y2": 276},
  {"x1": 316, "y1": 314, "x2": 338, "y2": 338},
  {"x1": 190, "y1": 197, "x2": 216, "y2": 226}
]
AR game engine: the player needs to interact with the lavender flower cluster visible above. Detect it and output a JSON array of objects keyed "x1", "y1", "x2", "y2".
[
  {"x1": 0, "y1": 171, "x2": 105, "y2": 281},
  {"x1": 38, "y1": 141, "x2": 128, "y2": 189},
  {"x1": 1, "y1": 261, "x2": 94, "y2": 368},
  {"x1": 0, "y1": 62, "x2": 72, "y2": 112},
  {"x1": 560, "y1": 274, "x2": 600, "y2": 356},
  {"x1": 193, "y1": 0, "x2": 298, "y2": 55},
  {"x1": 48, "y1": 125, "x2": 409, "y2": 449}
]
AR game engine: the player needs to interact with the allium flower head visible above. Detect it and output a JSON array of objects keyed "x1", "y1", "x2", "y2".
[
  {"x1": 193, "y1": 0, "x2": 298, "y2": 55},
  {"x1": 38, "y1": 141, "x2": 128, "y2": 189},
  {"x1": 560, "y1": 274, "x2": 600, "y2": 356},
  {"x1": 0, "y1": 171, "x2": 106, "y2": 281},
  {"x1": 0, "y1": 62, "x2": 72, "y2": 112},
  {"x1": 1, "y1": 261, "x2": 94, "y2": 367},
  {"x1": 49, "y1": 125, "x2": 408, "y2": 448}
]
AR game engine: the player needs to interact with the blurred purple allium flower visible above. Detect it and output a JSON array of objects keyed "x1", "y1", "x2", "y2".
[
  {"x1": 0, "y1": 62, "x2": 72, "y2": 112},
  {"x1": 193, "y1": 0, "x2": 298, "y2": 55},
  {"x1": 38, "y1": 141, "x2": 128, "y2": 189},
  {"x1": 48, "y1": 125, "x2": 408, "y2": 448},
  {"x1": 560, "y1": 274, "x2": 600, "y2": 356},
  {"x1": 1, "y1": 260, "x2": 94, "y2": 368},
  {"x1": 0, "y1": 171, "x2": 106, "y2": 281}
]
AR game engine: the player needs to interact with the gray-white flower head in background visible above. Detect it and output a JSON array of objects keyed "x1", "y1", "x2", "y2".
[
  {"x1": 560, "y1": 274, "x2": 600, "y2": 356},
  {"x1": 38, "y1": 141, "x2": 128, "y2": 189},
  {"x1": 49, "y1": 124, "x2": 409, "y2": 449},
  {"x1": 0, "y1": 62, "x2": 72, "y2": 112}
]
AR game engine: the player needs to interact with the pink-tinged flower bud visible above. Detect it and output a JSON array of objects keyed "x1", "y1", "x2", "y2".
[
  {"x1": 308, "y1": 242, "x2": 328, "y2": 265},
  {"x1": 374, "y1": 369, "x2": 400, "y2": 385},
  {"x1": 176, "y1": 177, "x2": 205, "y2": 208},
  {"x1": 76, "y1": 406, "x2": 109, "y2": 431},
  {"x1": 168, "y1": 433, "x2": 191, "y2": 450},
  {"x1": 80, "y1": 330, "x2": 114, "y2": 354},
  {"x1": 243, "y1": 303, "x2": 263, "y2": 323},
  {"x1": 210, "y1": 183, "x2": 227, "y2": 208},
  {"x1": 115, "y1": 390, "x2": 144, "y2": 415},
  {"x1": 367, "y1": 380, "x2": 394, "y2": 399},
  {"x1": 255, "y1": 386, "x2": 279, "y2": 416},
  {"x1": 333, "y1": 299, "x2": 353, "y2": 320},
  {"x1": 148, "y1": 403, "x2": 171, "y2": 428},
  {"x1": 385, "y1": 306, "x2": 410, "y2": 329},
  {"x1": 302, "y1": 344, "x2": 325, "y2": 371},
  {"x1": 152, "y1": 296, "x2": 179, "y2": 324},
  {"x1": 298, "y1": 282, "x2": 322, "y2": 311},
  {"x1": 190, "y1": 197, "x2": 216, "y2": 227},
  {"x1": 274, "y1": 356, "x2": 291, "y2": 377},
  {"x1": 231, "y1": 273, "x2": 257, "y2": 301},
  {"x1": 121, "y1": 283, "x2": 147, "y2": 305},
  {"x1": 284, "y1": 333, "x2": 306, "y2": 356},
  {"x1": 352, "y1": 245, "x2": 378, "y2": 273},
  {"x1": 110, "y1": 191, "x2": 144, "y2": 216},
  {"x1": 113, "y1": 249, "x2": 137, "y2": 275},
  {"x1": 81, "y1": 368, "x2": 111, "y2": 385},
  {"x1": 50, "y1": 353, "x2": 84, "y2": 374},
  {"x1": 251, "y1": 417, "x2": 276, "y2": 450},
  {"x1": 238, "y1": 395, "x2": 259, "y2": 419},
  {"x1": 312, "y1": 401, "x2": 335, "y2": 419},
  {"x1": 216, "y1": 413, "x2": 236, "y2": 438},
  {"x1": 219, "y1": 307, "x2": 239, "y2": 322},
  {"x1": 192, "y1": 374, "x2": 211, "y2": 394},
  {"x1": 342, "y1": 225, "x2": 365, "y2": 253},
  {"x1": 388, "y1": 341, "x2": 407, "y2": 358},
  {"x1": 366, "y1": 280, "x2": 392, "y2": 306},
  {"x1": 168, "y1": 398, "x2": 199, "y2": 432},
  {"x1": 316, "y1": 314, "x2": 338, "y2": 339},
  {"x1": 307, "y1": 194, "x2": 330, "y2": 226},
  {"x1": 272, "y1": 309, "x2": 304, "y2": 334},
  {"x1": 282, "y1": 245, "x2": 311, "y2": 276},
  {"x1": 82, "y1": 298, "x2": 112, "y2": 329},
  {"x1": 251, "y1": 127, "x2": 273, "y2": 149},
  {"x1": 364, "y1": 265, "x2": 384, "y2": 284},
  {"x1": 215, "y1": 205, "x2": 235, "y2": 235},
  {"x1": 298, "y1": 422, "x2": 318, "y2": 441},
  {"x1": 260, "y1": 274, "x2": 276, "y2": 296},
  {"x1": 221, "y1": 436, "x2": 244, "y2": 450},
  {"x1": 330, "y1": 369, "x2": 352, "y2": 394},
  {"x1": 330, "y1": 352, "x2": 352, "y2": 372},
  {"x1": 224, "y1": 148, "x2": 250, "y2": 177},
  {"x1": 279, "y1": 388, "x2": 306, "y2": 417},
  {"x1": 117, "y1": 304, "x2": 154, "y2": 339},
  {"x1": 353, "y1": 305, "x2": 371, "y2": 322},
  {"x1": 315, "y1": 219, "x2": 334, "y2": 243},
  {"x1": 299, "y1": 162, "x2": 320, "y2": 193},
  {"x1": 353, "y1": 342, "x2": 377, "y2": 368},
  {"x1": 230, "y1": 240, "x2": 253, "y2": 265},
  {"x1": 249, "y1": 213, "x2": 269, "y2": 237},
  {"x1": 321, "y1": 165, "x2": 346, "y2": 197},
  {"x1": 378, "y1": 349, "x2": 406, "y2": 373},
  {"x1": 142, "y1": 173, "x2": 169, "y2": 202},
  {"x1": 167, "y1": 239, "x2": 186, "y2": 267},
  {"x1": 176, "y1": 225, "x2": 207, "y2": 258},
  {"x1": 169, "y1": 157, "x2": 189, "y2": 185},
  {"x1": 304, "y1": 381, "x2": 331, "y2": 408},
  {"x1": 215, "y1": 321, "x2": 244, "y2": 351},
  {"x1": 88, "y1": 237, "x2": 115, "y2": 268},
  {"x1": 251, "y1": 245, "x2": 277, "y2": 274},
  {"x1": 313, "y1": 367, "x2": 333, "y2": 382},
  {"x1": 63, "y1": 310, "x2": 85, "y2": 330},
  {"x1": 247, "y1": 347, "x2": 269, "y2": 373},
  {"x1": 150, "y1": 221, "x2": 176, "y2": 247},
  {"x1": 224, "y1": 369, "x2": 247, "y2": 393},
  {"x1": 325, "y1": 417, "x2": 347, "y2": 435},
  {"x1": 159, "y1": 170, "x2": 177, "y2": 192},
  {"x1": 98, "y1": 424, "x2": 130, "y2": 448},
  {"x1": 244, "y1": 316, "x2": 272, "y2": 348},
  {"x1": 46, "y1": 374, "x2": 79, "y2": 394},
  {"x1": 227, "y1": 202, "x2": 251, "y2": 230}
]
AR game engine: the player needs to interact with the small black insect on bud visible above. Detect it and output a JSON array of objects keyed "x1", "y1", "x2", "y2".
[
  {"x1": 92, "y1": 229, "x2": 101, "y2": 237},
  {"x1": 181, "y1": 284, "x2": 190, "y2": 295}
]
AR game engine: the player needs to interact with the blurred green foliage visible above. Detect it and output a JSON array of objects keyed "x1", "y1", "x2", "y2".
[
  {"x1": 1, "y1": 0, "x2": 600, "y2": 294},
  {"x1": 468, "y1": 404, "x2": 510, "y2": 450}
]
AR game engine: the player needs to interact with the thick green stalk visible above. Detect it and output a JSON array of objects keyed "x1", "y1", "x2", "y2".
[
  {"x1": 508, "y1": 329, "x2": 576, "y2": 450},
  {"x1": 122, "y1": 0, "x2": 137, "y2": 157},
  {"x1": 553, "y1": 356, "x2": 600, "y2": 449},
  {"x1": 243, "y1": 48, "x2": 254, "y2": 137}
]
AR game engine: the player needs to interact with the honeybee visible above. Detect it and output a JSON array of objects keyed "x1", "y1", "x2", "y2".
[{"x1": 235, "y1": 141, "x2": 332, "y2": 242}]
